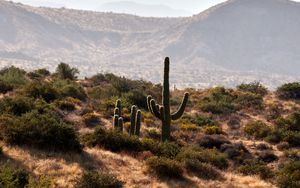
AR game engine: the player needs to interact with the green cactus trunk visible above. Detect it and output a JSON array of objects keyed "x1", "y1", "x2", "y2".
[
  {"x1": 147, "y1": 57, "x2": 189, "y2": 142},
  {"x1": 130, "y1": 106, "x2": 137, "y2": 135},
  {"x1": 162, "y1": 58, "x2": 171, "y2": 141}
]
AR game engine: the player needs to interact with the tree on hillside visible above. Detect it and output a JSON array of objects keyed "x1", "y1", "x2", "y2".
[{"x1": 55, "y1": 63, "x2": 79, "y2": 80}]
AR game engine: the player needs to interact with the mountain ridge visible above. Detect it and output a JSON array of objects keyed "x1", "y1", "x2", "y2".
[{"x1": 0, "y1": 0, "x2": 299, "y2": 89}]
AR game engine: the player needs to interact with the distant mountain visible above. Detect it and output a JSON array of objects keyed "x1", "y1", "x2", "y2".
[
  {"x1": 98, "y1": 1, "x2": 192, "y2": 17},
  {"x1": 0, "y1": 0, "x2": 299, "y2": 89}
]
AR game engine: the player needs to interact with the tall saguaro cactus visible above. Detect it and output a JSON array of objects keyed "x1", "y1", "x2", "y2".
[{"x1": 147, "y1": 57, "x2": 189, "y2": 141}]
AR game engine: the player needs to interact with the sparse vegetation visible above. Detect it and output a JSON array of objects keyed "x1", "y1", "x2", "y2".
[{"x1": 74, "y1": 171, "x2": 123, "y2": 188}]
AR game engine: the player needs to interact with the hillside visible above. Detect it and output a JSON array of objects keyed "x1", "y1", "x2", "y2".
[
  {"x1": 0, "y1": 0, "x2": 300, "y2": 88},
  {"x1": 0, "y1": 64, "x2": 299, "y2": 187}
]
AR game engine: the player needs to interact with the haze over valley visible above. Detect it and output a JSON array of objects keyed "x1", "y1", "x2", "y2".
[{"x1": 0, "y1": 0, "x2": 300, "y2": 89}]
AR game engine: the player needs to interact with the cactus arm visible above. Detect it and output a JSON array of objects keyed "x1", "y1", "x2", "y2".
[
  {"x1": 135, "y1": 110, "x2": 142, "y2": 136},
  {"x1": 113, "y1": 115, "x2": 119, "y2": 129},
  {"x1": 150, "y1": 99, "x2": 161, "y2": 119},
  {"x1": 147, "y1": 96, "x2": 153, "y2": 114},
  {"x1": 114, "y1": 108, "x2": 119, "y2": 116},
  {"x1": 116, "y1": 99, "x2": 122, "y2": 117},
  {"x1": 171, "y1": 92, "x2": 189, "y2": 120},
  {"x1": 118, "y1": 117, "x2": 123, "y2": 132},
  {"x1": 130, "y1": 106, "x2": 137, "y2": 135}
]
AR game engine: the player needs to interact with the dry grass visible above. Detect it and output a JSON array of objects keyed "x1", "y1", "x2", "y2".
[{"x1": 0, "y1": 142, "x2": 276, "y2": 188}]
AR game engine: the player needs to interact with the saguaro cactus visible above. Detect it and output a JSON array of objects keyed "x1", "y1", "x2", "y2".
[
  {"x1": 112, "y1": 100, "x2": 142, "y2": 136},
  {"x1": 147, "y1": 57, "x2": 189, "y2": 141},
  {"x1": 129, "y1": 105, "x2": 142, "y2": 136},
  {"x1": 113, "y1": 99, "x2": 123, "y2": 131}
]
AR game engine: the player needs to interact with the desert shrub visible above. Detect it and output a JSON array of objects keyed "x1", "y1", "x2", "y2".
[
  {"x1": 220, "y1": 143, "x2": 251, "y2": 162},
  {"x1": 277, "y1": 82, "x2": 300, "y2": 100},
  {"x1": 277, "y1": 142, "x2": 290, "y2": 151},
  {"x1": 146, "y1": 156, "x2": 183, "y2": 178},
  {"x1": 257, "y1": 151, "x2": 278, "y2": 163},
  {"x1": 237, "y1": 82, "x2": 268, "y2": 96},
  {"x1": 55, "y1": 100, "x2": 76, "y2": 111},
  {"x1": 82, "y1": 113, "x2": 101, "y2": 127},
  {"x1": 277, "y1": 160, "x2": 300, "y2": 188},
  {"x1": 124, "y1": 89, "x2": 147, "y2": 109},
  {"x1": 0, "y1": 165, "x2": 29, "y2": 188},
  {"x1": 0, "y1": 80, "x2": 13, "y2": 94},
  {"x1": 227, "y1": 115, "x2": 241, "y2": 129},
  {"x1": 266, "y1": 112, "x2": 300, "y2": 147},
  {"x1": 0, "y1": 96, "x2": 34, "y2": 116},
  {"x1": 60, "y1": 84, "x2": 87, "y2": 101},
  {"x1": 84, "y1": 127, "x2": 142, "y2": 152},
  {"x1": 35, "y1": 68, "x2": 51, "y2": 77},
  {"x1": 55, "y1": 63, "x2": 79, "y2": 80},
  {"x1": 237, "y1": 159, "x2": 274, "y2": 180},
  {"x1": 182, "y1": 114, "x2": 215, "y2": 127},
  {"x1": 244, "y1": 121, "x2": 272, "y2": 139},
  {"x1": 23, "y1": 82, "x2": 59, "y2": 103},
  {"x1": 180, "y1": 123, "x2": 199, "y2": 131},
  {"x1": 197, "y1": 135, "x2": 230, "y2": 149},
  {"x1": 283, "y1": 150, "x2": 300, "y2": 161},
  {"x1": 26, "y1": 176, "x2": 52, "y2": 188},
  {"x1": 265, "y1": 103, "x2": 283, "y2": 121},
  {"x1": 74, "y1": 171, "x2": 123, "y2": 188},
  {"x1": 234, "y1": 92, "x2": 263, "y2": 110},
  {"x1": 176, "y1": 147, "x2": 229, "y2": 170},
  {"x1": 185, "y1": 159, "x2": 223, "y2": 180},
  {"x1": 256, "y1": 143, "x2": 270, "y2": 150},
  {"x1": 203, "y1": 125, "x2": 223, "y2": 135},
  {"x1": 145, "y1": 129, "x2": 161, "y2": 140},
  {"x1": 199, "y1": 87, "x2": 236, "y2": 114},
  {"x1": 0, "y1": 66, "x2": 28, "y2": 86},
  {"x1": 0, "y1": 111, "x2": 82, "y2": 152},
  {"x1": 140, "y1": 139, "x2": 180, "y2": 159}
]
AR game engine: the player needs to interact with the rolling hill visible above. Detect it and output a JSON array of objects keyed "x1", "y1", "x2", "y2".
[{"x1": 0, "y1": 0, "x2": 299, "y2": 89}]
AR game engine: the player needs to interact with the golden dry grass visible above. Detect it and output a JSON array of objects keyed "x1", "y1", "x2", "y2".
[{"x1": 0, "y1": 143, "x2": 276, "y2": 188}]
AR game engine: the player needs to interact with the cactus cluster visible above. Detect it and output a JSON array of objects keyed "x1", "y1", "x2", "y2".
[
  {"x1": 113, "y1": 99, "x2": 124, "y2": 131},
  {"x1": 147, "y1": 57, "x2": 189, "y2": 141},
  {"x1": 113, "y1": 99, "x2": 142, "y2": 136}
]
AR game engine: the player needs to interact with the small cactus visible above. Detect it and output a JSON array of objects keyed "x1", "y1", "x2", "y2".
[
  {"x1": 112, "y1": 99, "x2": 142, "y2": 136},
  {"x1": 129, "y1": 106, "x2": 142, "y2": 136}
]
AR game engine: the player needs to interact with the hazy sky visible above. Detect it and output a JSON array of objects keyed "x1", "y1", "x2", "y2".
[
  {"x1": 8, "y1": 0, "x2": 300, "y2": 17},
  {"x1": 9, "y1": 0, "x2": 228, "y2": 16}
]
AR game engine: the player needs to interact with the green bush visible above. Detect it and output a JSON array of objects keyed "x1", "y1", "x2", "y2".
[
  {"x1": 234, "y1": 92, "x2": 263, "y2": 110},
  {"x1": 199, "y1": 87, "x2": 236, "y2": 114},
  {"x1": 146, "y1": 156, "x2": 183, "y2": 178},
  {"x1": 55, "y1": 63, "x2": 79, "y2": 80},
  {"x1": 237, "y1": 159, "x2": 274, "y2": 180},
  {"x1": 0, "y1": 165, "x2": 29, "y2": 188},
  {"x1": 84, "y1": 127, "x2": 142, "y2": 152},
  {"x1": 0, "y1": 80, "x2": 13, "y2": 94},
  {"x1": 0, "y1": 111, "x2": 82, "y2": 152},
  {"x1": 82, "y1": 113, "x2": 101, "y2": 127},
  {"x1": 185, "y1": 159, "x2": 223, "y2": 180},
  {"x1": 277, "y1": 160, "x2": 300, "y2": 188},
  {"x1": 237, "y1": 82, "x2": 268, "y2": 96},
  {"x1": 244, "y1": 121, "x2": 272, "y2": 139},
  {"x1": 265, "y1": 112, "x2": 300, "y2": 147},
  {"x1": 53, "y1": 80, "x2": 87, "y2": 101},
  {"x1": 277, "y1": 82, "x2": 300, "y2": 100},
  {"x1": 23, "y1": 82, "x2": 59, "y2": 103},
  {"x1": 176, "y1": 146, "x2": 229, "y2": 170},
  {"x1": 203, "y1": 125, "x2": 223, "y2": 135},
  {"x1": 75, "y1": 171, "x2": 123, "y2": 188},
  {"x1": 0, "y1": 96, "x2": 34, "y2": 116},
  {"x1": 0, "y1": 66, "x2": 28, "y2": 86},
  {"x1": 55, "y1": 100, "x2": 76, "y2": 111},
  {"x1": 182, "y1": 114, "x2": 215, "y2": 127}
]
